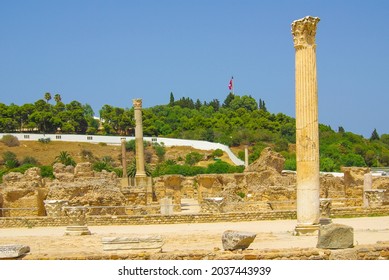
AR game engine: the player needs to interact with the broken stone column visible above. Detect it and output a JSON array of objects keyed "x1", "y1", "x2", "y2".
[
  {"x1": 365, "y1": 190, "x2": 386, "y2": 207},
  {"x1": 0, "y1": 244, "x2": 30, "y2": 259},
  {"x1": 363, "y1": 173, "x2": 373, "y2": 207},
  {"x1": 102, "y1": 236, "x2": 164, "y2": 252},
  {"x1": 64, "y1": 206, "x2": 91, "y2": 236},
  {"x1": 133, "y1": 98, "x2": 146, "y2": 178},
  {"x1": 222, "y1": 230, "x2": 257, "y2": 250},
  {"x1": 160, "y1": 197, "x2": 173, "y2": 215},
  {"x1": 291, "y1": 16, "x2": 321, "y2": 235},
  {"x1": 319, "y1": 198, "x2": 332, "y2": 225},
  {"x1": 44, "y1": 200, "x2": 68, "y2": 217}
]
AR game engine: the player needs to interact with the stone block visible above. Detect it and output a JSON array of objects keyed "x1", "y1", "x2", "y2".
[
  {"x1": 317, "y1": 223, "x2": 354, "y2": 249},
  {"x1": 0, "y1": 244, "x2": 30, "y2": 259},
  {"x1": 222, "y1": 230, "x2": 256, "y2": 251},
  {"x1": 102, "y1": 236, "x2": 164, "y2": 251}
]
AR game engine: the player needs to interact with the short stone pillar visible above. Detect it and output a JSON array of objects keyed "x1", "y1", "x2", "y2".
[
  {"x1": 291, "y1": 16, "x2": 321, "y2": 235},
  {"x1": 64, "y1": 206, "x2": 91, "y2": 236},
  {"x1": 365, "y1": 190, "x2": 386, "y2": 208},
  {"x1": 44, "y1": 200, "x2": 68, "y2": 217},
  {"x1": 160, "y1": 197, "x2": 173, "y2": 215},
  {"x1": 319, "y1": 198, "x2": 332, "y2": 225},
  {"x1": 363, "y1": 173, "x2": 373, "y2": 207}
]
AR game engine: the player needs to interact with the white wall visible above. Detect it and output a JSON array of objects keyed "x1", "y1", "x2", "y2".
[{"x1": 0, "y1": 133, "x2": 244, "y2": 166}]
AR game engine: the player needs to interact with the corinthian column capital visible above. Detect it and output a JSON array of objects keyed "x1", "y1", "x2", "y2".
[
  {"x1": 291, "y1": 16, "x2": 320, "y2": 48},
  {"x1": 132, "y1": 98, "x2": 142, "y2": 109}
]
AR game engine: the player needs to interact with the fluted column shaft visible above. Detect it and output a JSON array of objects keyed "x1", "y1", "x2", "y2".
[
  {"x1": 133, "y1": 99, "x2": 146, "y2": 177},
  {"x1": 292, "y1": 16, "x2": 320, "y2": 231}
]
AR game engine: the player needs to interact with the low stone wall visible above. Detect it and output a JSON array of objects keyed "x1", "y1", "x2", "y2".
[
  {"x1": 18, "y1": 243, "x2": 389, "y2": 260},
  {"x1": 1, "y1": 207, "x2": 389, "y2": 228}
]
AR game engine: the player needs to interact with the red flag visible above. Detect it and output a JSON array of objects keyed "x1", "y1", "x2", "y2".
[{"x1": 228, "y1": 77, "x2": 233, "y2": 90}]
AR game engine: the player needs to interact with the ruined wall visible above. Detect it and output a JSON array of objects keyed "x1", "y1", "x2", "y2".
[{"x1": 0, "y1": 167, "x2": 48, "y2": 217}]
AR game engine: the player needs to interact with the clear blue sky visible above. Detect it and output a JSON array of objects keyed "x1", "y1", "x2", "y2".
[{"x1": 1, "y1": 0, "x2": 388, "y2": 138}]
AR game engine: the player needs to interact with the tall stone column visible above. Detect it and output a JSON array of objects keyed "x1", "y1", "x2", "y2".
[
  {"x1": 121, "y1": 138, "x2": 127, "y2": 177},
  {"x1": 291, "y1": 16, "x2": 321, "y2": 235},
  {"x1": 244, "y1": 146, "x2": 249, "y2": 168},
  {"x1": 133, "y1": 98, "x2": 146, "y2": 177}
]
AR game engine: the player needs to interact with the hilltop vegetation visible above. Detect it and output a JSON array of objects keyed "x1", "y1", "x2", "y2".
[{"x1": 1, "y1": 92, "x2": 389, "y2": 172}]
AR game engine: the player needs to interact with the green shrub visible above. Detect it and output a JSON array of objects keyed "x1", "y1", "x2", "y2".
[
  {"x1": 93, "y1": 161, "x2": 112, "y2": 172},
  {"x1": 185, "y1": 152, "x2": 203, "y2": 166},
  {"x1": 9, "y1": 164, "x2": 35, "y2": 173},
  {"x1": 5, "y1": 159, "x2": 19, "y2": 169},
  {"x1": 211, "y1": 149, "x2": 224, "y2": 157},
  {"x1": 284, "y1": 157, "x2": 296, "y2": 171},
  {"x1": 38, "y1": 138, "x2": 51, "y2": 144},
  {"x1": 1, "y1": 134, "x2": 20, "y2": 147},
  {"x1": 125, "y1": 140, "x2": 136, "y2": 152},
  {"x1": 2, "y1": 151, "x2": 17, "y2": 162},
  {"x1": 21, "y1": 156, "x2": 39, "y2": 165},
  {"x1": 40, "y1": 165, "x2": 54, "y2": 178},
  {"x1": 54, "y1": 151, "x2": 76, "y2": 166}
]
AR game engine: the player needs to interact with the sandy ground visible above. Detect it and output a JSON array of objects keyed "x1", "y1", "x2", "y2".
[{"x1": 1, "y1": 216, "x2": 389, "y2": 259}]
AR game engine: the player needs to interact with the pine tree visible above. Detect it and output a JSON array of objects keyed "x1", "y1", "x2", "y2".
[
  {"x1": 169, "y1": 92, "x2": 175, "y2": 106},
  {"x1": 370, "y1": 128, "x2": 380, "y2": 141}
]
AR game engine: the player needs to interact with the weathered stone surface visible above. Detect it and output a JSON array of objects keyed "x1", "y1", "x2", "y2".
[
  {"x1": 47, "y1": 179, "x2": 126, "y2": 215},
  {"x1": 222, "y1": 230, "x2": 256, "y2": 250},
  {"x1": 74, "y1": 162, "x2": 94, "y2": 178},
  {"x1": 0, "y1": 167, "x2": 47, "y2": 217},
  {"x1": 44, "y1": 200, "x2": 68, "y2": 217},
  {"x1": 317, "y1": 223, "x2": 354, "y2": 249},
  {"x1": 342, "y1": 167, "x2": 370, "y2": 187},
  {"x1": 102, "y1": 236, "x2": 164, "y2": 251},
  {"x1": 201, "y1": 197, "x2": 225, "y2": 213},
  {"x1": 245, "y1": 147, "x2": 285, "y2": 174},
  {"x1": 365, "y1": 190, "x2": 386, "y2": 207},
  {"x1": 0, "y1": 244, "x2": 30, "y2": 259}
]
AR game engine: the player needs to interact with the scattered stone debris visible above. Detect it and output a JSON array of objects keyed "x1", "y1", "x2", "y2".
[
  {"x1": 0, "y1": 244, "x2": 30, "y2": 259},
  {"x1": 317, "y1": 223, "x2": 354, "y2": 249},
  {"x1": 222, "y1": 230, "x2": 256, "y2": 250}
]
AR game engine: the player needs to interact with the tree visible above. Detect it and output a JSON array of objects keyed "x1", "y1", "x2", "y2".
[
  {"x1": 370, "y1": 128, "x2": 380, "y2": 141},
  {"x1": 259, "y1": 98, "x2": 267, "y2": 112},
  {"x1": 338, "y1": 126, "x2": 345, "y2": 133},
  {"x1": 222, "y1": 92, "x2": 234, "y2": 108},
  {"x1": 54, "y1": 94, "x2": 62, "y2": 103},
  {"x1": 169, "y1": 92, "x2": 175, "y2": 106},
  {"x1": 54, "y1": 151, "x2": 76, "y2": 166},
  {"x1": 44, "y1": 92, "x2": 52, "y2": 103}
]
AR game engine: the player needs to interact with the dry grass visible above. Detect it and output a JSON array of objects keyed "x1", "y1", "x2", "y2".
[{"x1": 0, "y1": 141, "x2": 236, "y2": 167}]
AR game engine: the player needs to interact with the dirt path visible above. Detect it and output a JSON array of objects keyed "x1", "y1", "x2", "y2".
[{"x1": 1, "y1": 216, "x2": 389, "y2": 259}]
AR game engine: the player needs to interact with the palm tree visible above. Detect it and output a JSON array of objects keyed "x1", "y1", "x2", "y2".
[
  {"x1": 55, "y1": 151, "x2": 76, "y2": 166},
  {"x1": 44, "y1": 92, "x2": 52, "y2": 103},
  {"x1": 54, "y1": 94, "x2": 62, "y2": 103}
]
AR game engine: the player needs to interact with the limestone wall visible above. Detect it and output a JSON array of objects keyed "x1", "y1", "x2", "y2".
[{"x1": 1, "y1": 206, "x2": 389, "y2": 228}]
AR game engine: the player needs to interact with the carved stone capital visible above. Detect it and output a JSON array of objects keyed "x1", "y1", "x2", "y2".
[
  {"x1": 291, "y1": 16, "x2": 320, "y2": 48},
  {"x1": 132, "y1": 98, "x2": 142, "y2": 109}
]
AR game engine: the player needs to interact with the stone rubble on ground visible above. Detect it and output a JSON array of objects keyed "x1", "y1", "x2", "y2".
[{"x1": 221, "y1": 230, "x2": 257, "y2": 250}]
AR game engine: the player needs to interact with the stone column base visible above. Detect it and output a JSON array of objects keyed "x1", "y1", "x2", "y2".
[
  {"x1": 65, "y1": 226, "x2": 91, "y2": 236},
  {"x1": 293, "y1": 224, "x2": 320, "y2": 236}
]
